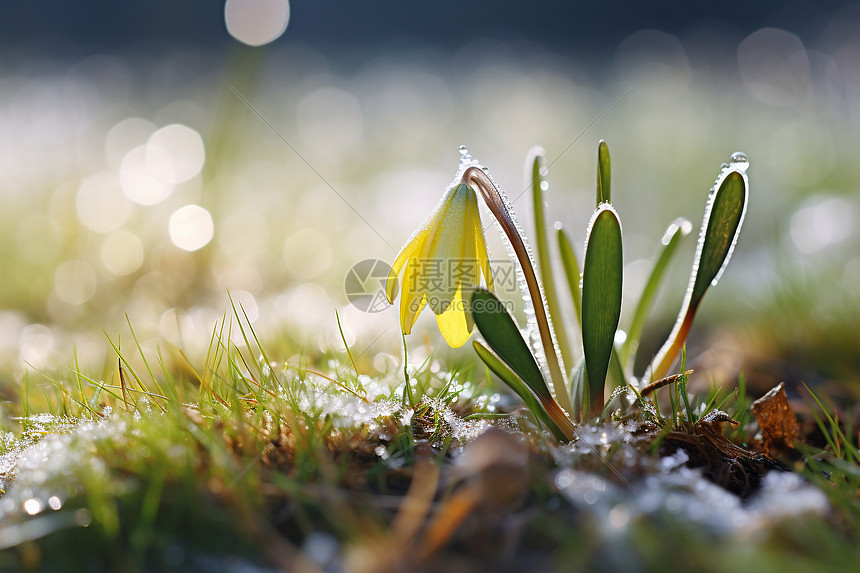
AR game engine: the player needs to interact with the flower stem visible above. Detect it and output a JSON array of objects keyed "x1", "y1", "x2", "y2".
[{"x1": 462, "y1": 167, "x2": 572, "y2": 416}]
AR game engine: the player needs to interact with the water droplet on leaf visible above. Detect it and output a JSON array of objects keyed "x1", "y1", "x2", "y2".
[{"x1": 728, "y1": 151, "x2": 749, "y2": 171}]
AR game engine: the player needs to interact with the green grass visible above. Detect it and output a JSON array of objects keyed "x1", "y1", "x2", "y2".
[{"x1": 0, "y1": 304, "x2": 858, "y2": 572}]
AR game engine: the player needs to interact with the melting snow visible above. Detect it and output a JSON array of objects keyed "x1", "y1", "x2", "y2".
[{"x1": 555, "y1": 454, "x2": 829, "y2": 537}]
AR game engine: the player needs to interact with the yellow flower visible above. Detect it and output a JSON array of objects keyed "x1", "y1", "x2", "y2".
[{"x1": 385, "y1": 183, "x2": 494, "y2": 348}]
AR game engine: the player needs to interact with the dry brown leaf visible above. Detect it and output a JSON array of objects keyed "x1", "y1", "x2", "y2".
[{"x1": 752, "y1": 382, "x2": 799, "y2": 455}]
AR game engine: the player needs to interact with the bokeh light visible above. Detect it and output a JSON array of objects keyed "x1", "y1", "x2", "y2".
[
  {"x1": 120, "y1": 145, "x2": 175, "y2": 205},
  {"x1": 169, "y1": 204, "x2": 215, "y2": 251},
  {"x1": 18, "y1": 324, "x2": 55, "y2": 368},
  {"x1": 225, "y1": 0, "x2": 291, "y2": 47},
  {"x1": 146, "y1": 124, "x2": 205, "y2": 184},
  {"x1": 101, "y1": 230, "x2": 145, "y2": 276}
]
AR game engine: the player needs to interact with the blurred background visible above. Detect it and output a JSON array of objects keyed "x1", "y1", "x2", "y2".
[{"x1": 1, "y1": 1, "x2": 859, "y2": 397}]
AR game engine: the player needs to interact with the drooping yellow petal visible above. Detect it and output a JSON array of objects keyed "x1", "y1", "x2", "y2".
[
  {"x1": 435, "y1": 284, "x2": 471, "y2": 348},
  {"x1": 385, "y1": 226, "x2": 430, "y2": 303},
  {"x1": 386, "y1": 178, "x2": 494, "y2": 347},
  {"x1": 458, "y1": 189, "x2": 481, "y2": 333},
  {"x1": 424, "y1": 184, "x2": 469, "y2": 314},
  {"x1": 391, "y1": 185, "x2": 456, "y2": 302},
  {"x1": 434, "y1": 187, "x2": 482, "y2": 347},
  {"x1": 399, "y1": 257, "x2": 428, "y2": 335}
]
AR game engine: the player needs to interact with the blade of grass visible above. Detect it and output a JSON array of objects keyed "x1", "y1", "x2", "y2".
[
  {"x1": 118, "y1": 358, "x2": 131, "y2": 411},
  {"x1": 678, "y1": 347, "x2": 694, "y2": 424},
  {"x1": 227, "y1": 293, "x2": 268, "y2": 386},
  {"x1": 335, "y1": 309, "x2": 359, "y2": 377},
  {"x1": 99, "y1": 385, "x2": 168, "y2": 401},
  {"x1": 31, "y1": 364, "x2": 103, "y2": 419},
  {"x1": 74, "y1": 371, "x2": 125, "y2": 402},
  {"x1": 104, "y1": 334, "x2": 141, "y2": 408},
  {"x1": 72, "y1": 348, "x2": 91, "y2": 420},
  {"x1": 176, "y1": 347, "x2": 230, "y2": 408},
  {"x1": 154, "y1": 345, "x2": 182, "y2": 403},
  {"x1": 803, "y1": 382, "x2": 857, "y2": 462},
  {"x1": 233, "y1": 293, "x2": 274, "y2": 373},
  {"x1": 124, "y1": 315, "x2": 168, "y2": 411},
  {"x1": 713, "y1": 387, "x2": 737, "y2": 413}
]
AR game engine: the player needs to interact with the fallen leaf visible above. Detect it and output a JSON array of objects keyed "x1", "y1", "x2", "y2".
[{"x1": 752, "y1": 382, "x2": 799, "y2": 455}]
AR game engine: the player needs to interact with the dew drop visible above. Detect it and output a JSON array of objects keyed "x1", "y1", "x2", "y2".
[
  {"x1": 728, "y1": 151, "x2": 749, "y2": 171},
  {"x1": 23, "y1": 498, "x2": 43, "y2": 516},
  {"x1": 457, "y1": 145, "x2": 475, "y2": 171}
]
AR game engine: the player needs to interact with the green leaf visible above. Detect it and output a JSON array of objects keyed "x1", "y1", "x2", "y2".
[
  {"x1": 581, "y1": 205, "x2": 623, "y2": 417},
  {"x1": 622, "y1": 217, "x2": 692, "y2": 371},
  {"x1": 529, "y1": 147, "x2": 573, "y2": 372},
  {"x1": 557, "y1": 228, "x2": 583, "y2": 327},
  {"x1": 472, "y1": 341, "x2": 567, "y2": 441},
  {"x1": 471, "y1": 288, "x2": 575, "y2": 440},
  {"x1": 690, "y1": 170, "x2": 748, "y2": 307},
  {"x1": 596, "y1": 140, "x2": 611, "y2": 206},
  {"x1": 470, "y1": 289, "x2": 550, "y2": 402},
  {"x1": 647, "y1": 165, "x2": 749, "y2": 381}
]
